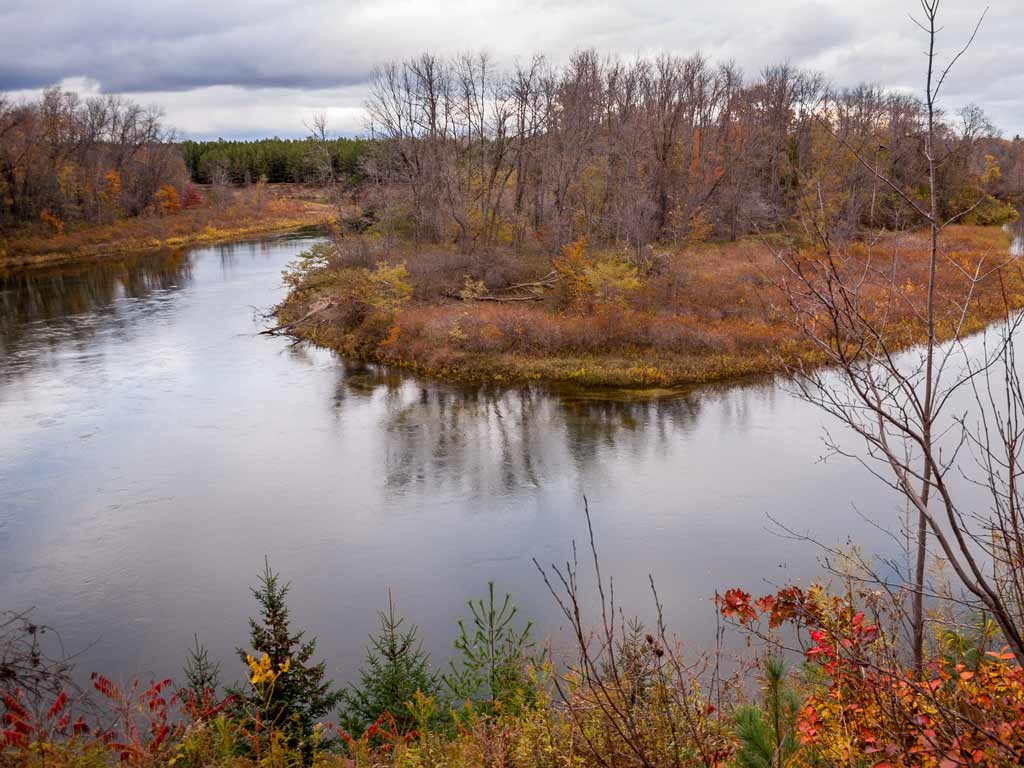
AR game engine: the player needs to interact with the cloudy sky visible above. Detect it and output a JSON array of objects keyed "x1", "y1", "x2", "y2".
[{"x1": 1, "y1": 0, "x2": 1021, "y2": 139}]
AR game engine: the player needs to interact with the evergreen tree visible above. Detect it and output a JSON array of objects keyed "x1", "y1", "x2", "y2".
[
  {"x1": 340, "y1": 591, "x2": 439, "y2": 736},
  {"x1": 733, "y1": 657, "x2": 802, "y2": 768},
  {"x1": 180, "y1": 137, "x2": 367, "y2": 184},
  {"x1": 181, "y1": 633, "x2": 221, "y2": 701},
  {"x1": 231, "y1": 558, "x2": 342, "y2": 747},
  {"x1": 442, "y1": 582, "x2": 534, "y2": 712}
]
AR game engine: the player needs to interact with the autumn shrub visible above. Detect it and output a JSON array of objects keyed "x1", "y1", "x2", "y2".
[
  {"x1": 719, "y1": 584, "x2": 1024, "y2": 768},
  {"x1": 551, "y1": 235, "x2": 597, "y2": 311},
  {"x1": 155, "y1": 185, "x2": 180, "y2": 215},
  {"x1": 585, "y1": 257, "x2": 642, "y2": 305},
  {"x1": 9, "y1": 573, "x2": 1024, "y2": 768},
  {"x1": 181, "y1": 184, "x2": 202, "y2": 209},
  {"x1": 641, "y1": 314, "x2": 730, "y2": 355},
  {"x1": 281, "y1": 223, "x2": 1023, "y2": 386},
  {"x1": 38, "y1": 211, "x2": 63, "y2": 235},
  {"x1": 329, "y1": 234, "x2": 379, "y2": 270},
  {"x1": 1, "y1": 672, "x2": 235, "y2": 768},
  {"x1": 3, "y1": 184, "x2": 333, "y2": 268},
  {"x1": 370, "y1": 202, "x2": 418, "y2": 241}
]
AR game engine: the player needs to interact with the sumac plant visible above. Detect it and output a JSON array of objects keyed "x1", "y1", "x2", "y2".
[{"x1": 719, "y1": 585, "x2": 1024, "y2": 767}]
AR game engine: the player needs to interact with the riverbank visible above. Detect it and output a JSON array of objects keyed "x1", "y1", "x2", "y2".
[
  {"x1": 275, "y1": 225, "x2": 1018, "y2": 388},
  {"x1": 0, "y1": 185, "x2": 335, "y2": 270},
  {"x1": 5, "y1": 573, "x2": 1024, "y2": 768}
]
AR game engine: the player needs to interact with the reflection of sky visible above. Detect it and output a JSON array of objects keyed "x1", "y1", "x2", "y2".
[{"x1": 0, "y1": 237, "x2": 933, "y2": 688}]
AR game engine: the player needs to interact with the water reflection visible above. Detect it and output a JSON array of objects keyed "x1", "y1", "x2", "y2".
[
  {"x1": 0, "y1": 251, "x2": 192, "y2": 342},
  {"x1": 329, "y1": 367, "x2": 712, "y2": 497},
  {"x1": 0, "y1": 250, "x2": 196, "y2": 392},
  {"x1": 0, "y1": 236, "x2": 903, "y2": 687}
]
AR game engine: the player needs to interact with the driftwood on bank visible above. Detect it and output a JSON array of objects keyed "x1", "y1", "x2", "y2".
[
  {"x1": 263, "y1": 271, "x2": 561, "y2": 333},
  {"x1": 445, "y1": 271, "x2": 562, "y2": 303},
  {"x1": 260, "y1": 298, "x2": 336, "y2": 335},
  {"x1": 443, "y1": 292, "x2": 544, "y2": 302}
]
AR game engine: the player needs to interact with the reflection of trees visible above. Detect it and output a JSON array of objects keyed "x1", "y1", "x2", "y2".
[
  {"x1": 327, "y1": 363, "x2": 739, "y2": 498},
  {"x1": 556, "y1": 392, "x2": 702, "y2": 469},
  {"x1": 333, "y1": 372, "x2": 545, "y2": 496},
  {"x1": 0, "y1": 250, "x2": 193, "y2": 383}
]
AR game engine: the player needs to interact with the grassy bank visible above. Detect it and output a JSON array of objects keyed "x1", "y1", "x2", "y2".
[
  {"x1": 275, "y1": 225, "x2": 1017, "y2": 388},
  {"x1": 0, "y1": 185, "x2": 336, "y2": 270}
]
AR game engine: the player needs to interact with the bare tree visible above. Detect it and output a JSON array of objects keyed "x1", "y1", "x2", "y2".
[
  {"x1": 0, "y1": 87, "x2": 183, "y2": 228},
  {"x1": 772, "y1": 0, "x2": 1024, "y2": 669},
  {"x1": 304, "y1": 111, "x2": 336, "y2": 187},
  {"x1": 0, "y1": 609, "x2": 85, "y2": 722},
  {"x1": 359, "y1": 39, "x2": 1005, "y2": 283},
  {"x1": 534, "y1": 501, "x2": 733, "y2": 768}
]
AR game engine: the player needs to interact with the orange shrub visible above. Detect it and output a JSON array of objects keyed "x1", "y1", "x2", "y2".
[
  {"x1": 155, "y1": 185, "x2": 180, "y2": 214},
  {"x1": 720, "y1": 586, "x2": 1024, "y2": 768},
  {"x1": 39, "y1": 210, "x2": 64, "y2": 234}
]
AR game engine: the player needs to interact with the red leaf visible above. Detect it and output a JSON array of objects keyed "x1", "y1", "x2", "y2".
[{"x1": 47, "y1": 691, "x2": 67, "y2": 720}]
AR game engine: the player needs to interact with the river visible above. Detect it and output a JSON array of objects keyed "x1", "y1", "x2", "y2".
[{"x1": 0, "y1": 234, "x2": 957, "y2": 686}]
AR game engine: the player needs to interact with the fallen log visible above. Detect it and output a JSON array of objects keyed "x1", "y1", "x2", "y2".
[
  {"x1": 494, "y1": 271, "x2": 562, "y2": 293},
  {"x1": 444, "y1": 292, "x2": 544, "y2": 302},
  {"x1": 445, "y1": 271, "x2": 562, "y2": 303},
  {"x1": 260, "y1": 298, "x2": 336, "y2": 335}
]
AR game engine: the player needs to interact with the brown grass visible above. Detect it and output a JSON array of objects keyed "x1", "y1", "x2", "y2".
[
  {"x1": 281, "y1": 225, "x2": 1018, "y2": 388},
  {"x1": 0, "y1": 185, "x2": 337, "y2": 270}
]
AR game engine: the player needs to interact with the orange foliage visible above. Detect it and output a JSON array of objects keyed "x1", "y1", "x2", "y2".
[
  {"x1": 719, "y1": 586, "x2": 1024, "y2": 768},
  {"x1": 1, "y1": 184, "x2": 337, "y2": 269},
  {"x1": 155, "y1": 185, "x2": 180, "y2": 214},
  {"x1": 279, "y1": 224, "x2": 1017, "y2": 387},
  {"x1": 38, "y1": 210, "x2": 64, "y2": 234}
]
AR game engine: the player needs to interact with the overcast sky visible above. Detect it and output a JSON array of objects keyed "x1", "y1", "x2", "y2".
[{"x1": 1, "y1": 0, "x2": 1021, "y2": 140}]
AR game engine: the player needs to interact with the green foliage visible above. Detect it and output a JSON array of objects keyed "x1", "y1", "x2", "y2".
[
  {"x1": 733, "y1": 657, "x2": 803, "y2": 768},
  {"x1": 584, "y1": 257, "x2": 642, "y2": 303},
  {"x1": 937, "y1": 614, "x2": 999, "y2": 671},
  {"x1": 181, "y1": 633, "x2": 221, "y2": 701},
  {"x1": 961, "y1": 194, "x2": 1018, "y2": 226},
  {"x1": 174, "y1": 714, "x2": 241, "y2": 767},
  {"x1": 283, "y1": 245, "x2": 411, "y2": 309},
  {"x1": 230, "y1": 558, "x2": 342, "y2": 748},
  {"x1": 282, "y1": 243, "x2": 335, "y2": 288},
  {"x1": 442, "y1": 582, "x2": 534, "y2": 713},
  {"x1": 180, "y1": 137, "x2": 368, "y2": 185},
  {"x1": 340, "y1": 592, "x2": 440, "y2": 736},
  {"x1": 367, "y1": 261, "x2": 413, "y2": 310}
]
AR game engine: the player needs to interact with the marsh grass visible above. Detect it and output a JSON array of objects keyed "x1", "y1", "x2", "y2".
[
  {"x1": 276, "y1": 225, "x2": 1017, "y2": 388},
  {"x1": 0, "y1": 186, "x2": 336, "y2": 270}
]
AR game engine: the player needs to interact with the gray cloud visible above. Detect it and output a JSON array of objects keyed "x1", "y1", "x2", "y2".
[{"x1": 2, "y1": 0, "x2": 1021, "y2": 138}]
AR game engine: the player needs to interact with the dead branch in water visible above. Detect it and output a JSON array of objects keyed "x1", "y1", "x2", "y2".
[{"x1": 260, "y1": 298, "x2": 336, "y2": 335}]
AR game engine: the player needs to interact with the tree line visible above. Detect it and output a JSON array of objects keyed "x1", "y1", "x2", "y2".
[
  {"x1": 0, "y1": 87, "x2": 370, "y2": 232},
  {"x1": 362, "y1": 50, "x2": 1021, "y2": 257},
  {"x1": 0, "y1": 87, "x2": 185, "y2": 230},
  {"x1": 4, "y1": 55, "x2": 1021, "y2": 241},
  {"x1": 180, "y1": 136, "x2": 369, "y2": 186}
]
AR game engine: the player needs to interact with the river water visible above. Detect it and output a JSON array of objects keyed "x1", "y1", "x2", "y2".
[{"x1": 0, "y1": 235, "x2": 941, "y2": 686}]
